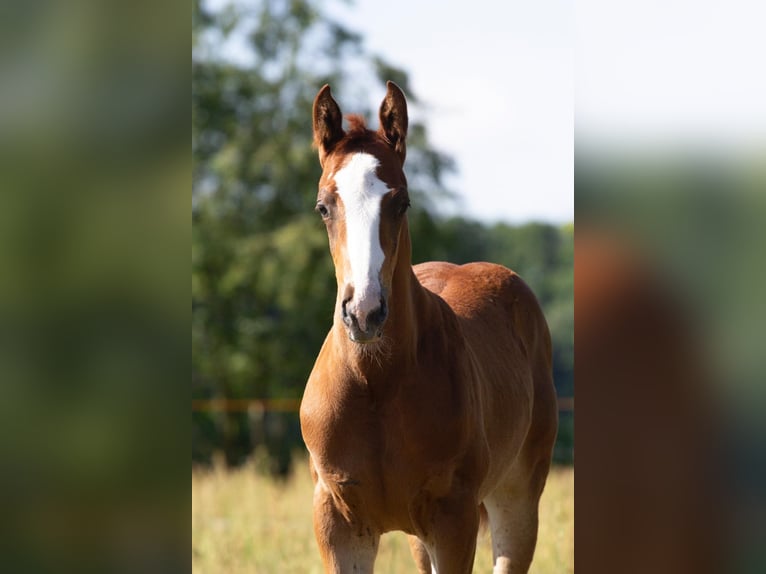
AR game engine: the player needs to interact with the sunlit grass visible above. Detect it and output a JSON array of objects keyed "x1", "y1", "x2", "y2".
[{"x1": 192, "y1": 458, "x2": 573, "y2": 573}]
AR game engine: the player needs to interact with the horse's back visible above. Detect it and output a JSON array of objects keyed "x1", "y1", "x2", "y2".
[
  {"x1": 414, "y1": 261, "x2": 557, "y2": 490},
  {"x1": 413, "y1": 261, "x2": 549, "y2": 365}
]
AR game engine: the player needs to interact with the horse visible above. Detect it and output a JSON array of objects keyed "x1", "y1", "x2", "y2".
[{"x1": 299, "y1": 81, "x2": 558, "y2": 574}]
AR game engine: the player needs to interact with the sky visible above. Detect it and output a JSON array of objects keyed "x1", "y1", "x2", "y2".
[
  {"x1": 325, "y1": 0, "x2": 574, "y2": 224},
  {"x1": 326, "y1": 0, "x2": 766, "y2": 223},
  {"x1": 576, "y1": 0, "x2": 766, "y2": 151},
  {"x1": 205, "y1": 0, "x2": 766, "y2": 224}
]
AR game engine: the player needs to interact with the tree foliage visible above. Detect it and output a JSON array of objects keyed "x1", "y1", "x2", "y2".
[{"x1": 192, "y1": 0, "x2": 573, "y2": 474}]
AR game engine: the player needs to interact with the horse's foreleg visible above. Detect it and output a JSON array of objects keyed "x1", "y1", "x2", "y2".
[
  {"x1": 419, "y1": 495, "x2": 480, "y2": 574},
  {"x1": 312, "y1": 483, "x2": 379, "y2": 573},
  {"x1": 407, "y1": 534, "x2": 432, "y2": 573}
]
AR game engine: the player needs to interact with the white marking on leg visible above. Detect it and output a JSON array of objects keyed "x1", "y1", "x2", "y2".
[
  {"x1": 485, "y1": 496, "x2": 514, "y2": 573},
  {"x1": 485, "y1": 492, "x2": 539, "y2": 574}
]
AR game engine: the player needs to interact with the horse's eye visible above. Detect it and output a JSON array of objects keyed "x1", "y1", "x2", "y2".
[
  {"x1": 399, "y1": 199, "x2": 411, "y2": 215},
  {"x1": 316, "y1": 203, "x2": 330, "y2": 218}
]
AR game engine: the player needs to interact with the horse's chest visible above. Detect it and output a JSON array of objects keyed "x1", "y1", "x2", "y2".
[
  {"x1": 304, "y1": 384, "x2": 464, "y2": 484},
  {"x1": 306, "y1": 408, "x2": 453, "y2": 522},
  {"x1": 302, "y1": 371, "x2": 480, "y2": 532},
  {"x1": 301, "y1": 383, "x2": 378, "y2": 464}
]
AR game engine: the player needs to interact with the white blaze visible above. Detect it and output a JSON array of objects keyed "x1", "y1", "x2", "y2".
[{"x1": 333, "y1": 153, "x2": 388, "y2": 326}]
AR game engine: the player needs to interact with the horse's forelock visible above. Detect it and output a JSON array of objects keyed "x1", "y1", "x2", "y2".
[{"x1": 345, "y1": 114, "x2": 368, "y2": 135}]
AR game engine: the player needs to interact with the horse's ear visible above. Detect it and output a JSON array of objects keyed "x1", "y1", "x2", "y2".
[
  {"x1": 313, "y1": 84, "x2": 345, "y2": 167},
  {"x1": 378, "y1": 81, "x2": 408, "y2": 164}
]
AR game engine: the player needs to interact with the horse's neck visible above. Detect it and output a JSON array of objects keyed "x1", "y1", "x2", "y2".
[{"x1": 331, "y1": 226, "x2": 439, "y2": 377}]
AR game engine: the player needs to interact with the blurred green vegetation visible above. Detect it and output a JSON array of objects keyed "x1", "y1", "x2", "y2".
[{"x1": 192, "y1": 0, "x2": 573, "y2": 474}]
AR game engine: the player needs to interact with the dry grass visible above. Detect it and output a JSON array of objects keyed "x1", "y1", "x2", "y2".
[{"x1": 192, "y1": 458, "x2": 573, "y2": 573}]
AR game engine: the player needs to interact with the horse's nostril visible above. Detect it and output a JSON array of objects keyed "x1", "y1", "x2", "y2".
[
  {"x1": 367, "y1": 299, "x2": 388, "y2": 328},
  {"x1": 341, "y1": 300, "x2": 358, "y2": 329},
  {"x1": 341, "y1": 296, "x2": 386, "y2": 338}
]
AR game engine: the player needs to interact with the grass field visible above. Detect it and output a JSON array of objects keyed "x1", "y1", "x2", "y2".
[{"x1": 192, "y1": 458, "x2": 573, "y2": 573}]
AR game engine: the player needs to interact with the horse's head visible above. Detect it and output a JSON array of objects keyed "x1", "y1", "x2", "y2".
[{"x1": 312, "y1": 81, "x2": 410, "y2": 344}]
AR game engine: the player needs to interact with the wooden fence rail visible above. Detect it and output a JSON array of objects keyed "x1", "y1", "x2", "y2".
[{"x1": 192, "y1": 397, "x2": 574, "y2": 413}]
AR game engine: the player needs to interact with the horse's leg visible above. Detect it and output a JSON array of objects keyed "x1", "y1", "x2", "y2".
[
  {"x1": 420, "y1": 494, "x2": 480, "y2": 574},
  {"x1": 485, "y1": 395, "x2": 556, "y2": 573},
  {"x1": 484, "y1": 477, "x2": 542, "y2": 574},
  {"x1": 407, "y1": 535, "x2": 432, "y2": 573},
  {"x1": 312, "y1": 483, "x2": 379, "y2": 573}
]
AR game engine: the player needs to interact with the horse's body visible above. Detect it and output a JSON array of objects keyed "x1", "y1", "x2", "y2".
[{"x1": 300, "y1": 82, "x2": 558, "y2": 573}]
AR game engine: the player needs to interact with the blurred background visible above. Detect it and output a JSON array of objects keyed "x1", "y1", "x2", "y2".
[
  {"x1": 192, "y1": 0, "x2": 574, "y2": 477},
  {"x1": 0, "y1": 0, "x2": 188, "y2": 572},
  {"x1": 2, "y1": 0, "x2": 763, "y2": 571},
  {"x1": 575, "y1": 1, "x2": 766, "y2": 572}
]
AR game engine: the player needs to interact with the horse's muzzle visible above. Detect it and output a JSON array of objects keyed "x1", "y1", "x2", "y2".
[{"x1": 342, "y1": 296, "x2": 388, "y2": 343}]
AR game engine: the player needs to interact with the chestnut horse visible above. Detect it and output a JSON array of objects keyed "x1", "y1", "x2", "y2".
[{"x1": 300, "y1": 82, "x2": 558, "y2": 574}]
